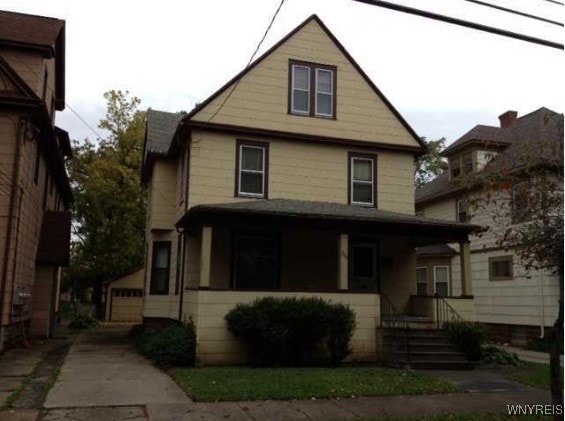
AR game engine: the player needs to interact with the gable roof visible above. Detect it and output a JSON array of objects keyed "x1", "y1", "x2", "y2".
[
  {"x1": 441, "y1": 124, "x2": 511, "y2": 156},
  {"x1": 416, "y1": 107, "x2": 563, "y2": 206},
  {"x1": 0, "y1": 53, "x2": 41, "y2": 108},
  {"x1": 178, "y1": 14, "x2": 425, "y2": 152},
  {"x1": 0, "y1": 10, "x2": 66, "y2": 110}
]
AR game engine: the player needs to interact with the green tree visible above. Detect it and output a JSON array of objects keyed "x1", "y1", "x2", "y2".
[
  {"x1": 415, "y1": 137, "x2": 448, "y2": 187},
  {"x1": 463, "y1": 112, "x2": 563, "y2": 412},
  {"x1": 66, "y1": 90, "x2": 146, "y2": 317}
]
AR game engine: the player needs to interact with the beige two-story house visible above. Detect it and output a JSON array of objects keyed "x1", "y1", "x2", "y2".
[
  {"x1": 416, "y1": 108, "x2": 563, "y2": 344},
  {"x1": 141, "y1": 15, "x2": 478, "y2": 365},
  {"x1": 0, "y1": 11, "x2": 72, "y2": 350}
]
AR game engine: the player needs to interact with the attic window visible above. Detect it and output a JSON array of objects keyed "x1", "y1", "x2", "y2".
[
  {"x1": 450, "y1": 156, "x2": 461, "y2": 179},
  {"x1": 289, "y1": 60, "x2": 336, "y2": 119}
]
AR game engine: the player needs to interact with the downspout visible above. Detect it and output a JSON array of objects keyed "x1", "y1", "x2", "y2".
[
  {"x1": 540, "y1": 271, "x2": 545, "y2": 338},
  {"x1": 0, "y1": 118, "x2": 25, "y2": 344},
  {"x1": 178, "y1": 136, "x2": 191, "y2": 322}
]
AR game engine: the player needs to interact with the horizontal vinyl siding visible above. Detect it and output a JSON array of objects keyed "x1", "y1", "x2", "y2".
[
  {"x1": 192, "y1": 20, "x2": 419, "y2": 148},
  {"x1": 189, "y1": 131, "x2": 415, "y2": 214},
  {"x1": 149, "y1": 160, "x2": 177, "y2": 230}
]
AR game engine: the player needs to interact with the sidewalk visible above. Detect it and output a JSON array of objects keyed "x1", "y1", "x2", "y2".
[{"x1": 494, "y1": 344, "x2": 564, "y2": 366}]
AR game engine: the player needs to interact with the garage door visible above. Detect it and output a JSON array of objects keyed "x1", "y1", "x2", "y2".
[{"x1": 110, "y1": 288, "x2": 142, "y2": 322}]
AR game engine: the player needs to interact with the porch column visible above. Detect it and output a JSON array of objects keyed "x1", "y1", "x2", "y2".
[
  {"x1": 199, "y1": 226, "x2": 212, "y2": 288},
  {"x1": 338, "y1": 234, "x2": 349, "y2": 290},
  {"x1": 459, "y1": 240, "x2": 472, "y2": 296}
]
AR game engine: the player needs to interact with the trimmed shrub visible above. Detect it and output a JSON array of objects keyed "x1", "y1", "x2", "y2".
[
  {"x1": 225, "y1": 297, "x2": 356, "y2": 366},
  {"x1": 444, "y1": 321, "x2": 485, "y2": 361},
  {"x1": 527, "y1": 336, "x2": 564, "y2": 355},
  {"x1": 135, "y1": 320, "x2": 197, "y2": 368},
  {"x1": 68, "y1": 314, "x2": 100, "y2": 330},
  {"x1": 481, "y1": 345, "x2": 521, "y2": 366}
]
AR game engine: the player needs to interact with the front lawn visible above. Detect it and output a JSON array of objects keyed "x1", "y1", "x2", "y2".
[
  {"x1": 171, "y1": 366, "x2": 459, "y2": 402},
  {"x1": 504, "y1": 362, "x2": 559, "y2": 390}
]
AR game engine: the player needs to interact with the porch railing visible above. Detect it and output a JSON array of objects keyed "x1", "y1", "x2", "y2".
[
  {"x1": 380, "y1": 293, "x2": 410, "y2": 362},
  {"x1": 435, "y1": 295, "x2": 467, "y2": 329}
]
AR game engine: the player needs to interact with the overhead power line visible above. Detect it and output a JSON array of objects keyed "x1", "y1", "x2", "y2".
[
  {"x1": 542, "y1": 0, "x2": 564, "y2": 6},
  {"x1": 209, "y1": 0, "x2": 286, "y2": 122},
  {"x1": 464, "y1": 0, "x2": 562, "y2": 27},
  {"x1": 351, "y1": 0, "x2": 564, "y2": 50}
]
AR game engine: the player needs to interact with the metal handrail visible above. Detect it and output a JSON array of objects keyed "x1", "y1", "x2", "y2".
[
  {"x1": 435, "y1": 294, "x2": 468, "y2": 329},
  {"x1": 380, "y1": 293, "x2": 410, "y2": 362}
]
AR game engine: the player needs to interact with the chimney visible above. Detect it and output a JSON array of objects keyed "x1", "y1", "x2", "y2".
[{"x1": 498, "y1": 110, "x2": 518, "y2": 128}]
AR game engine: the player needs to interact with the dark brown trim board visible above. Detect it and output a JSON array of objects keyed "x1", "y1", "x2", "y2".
[
  {"x1": 234, "y1": 139, "x2": 270, "y2": 199},
  {"x1": 348, "y1": 152, "x2": 378, "y2": 207},
  {"x1": 189, "y1": 120, "x2": 423, "y2": 155}
]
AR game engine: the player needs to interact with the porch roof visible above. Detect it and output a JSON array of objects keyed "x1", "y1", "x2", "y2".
[{"x1": 177, "y1": 199, "x2": 481, "y2": 243}]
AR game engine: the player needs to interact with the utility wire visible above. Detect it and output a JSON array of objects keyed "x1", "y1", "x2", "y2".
[
  {"x1": 7, "y1": 54, "x2": 108, "y2": 141},
  {"x1": 351, "y1": 0, "x2": 564, "y2": 49},
  {"x1": 542, "y1": 0, "x2": 564, "y2": 6},
  {"x1": 464, "y1": 0, "x2": 562, "y2": 26},
  {"x1": 209, "y1": 0, "x2": 286, "y2": 122}
]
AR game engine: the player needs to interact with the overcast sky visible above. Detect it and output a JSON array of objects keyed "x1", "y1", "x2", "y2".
[{"x1": 3, "y1": 0, "x2": 563, "y2": 145}]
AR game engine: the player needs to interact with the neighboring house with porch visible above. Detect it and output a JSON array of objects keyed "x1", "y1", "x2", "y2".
[
  {"x1": 141, "y1": 15, "x2": 478, "y2": 365},
  {"x1": 0, "y1": 11, "x2": 72, "y2": 350},
  {"x1": 416, "y1": 108, "x2": 563, "y2": 344}
]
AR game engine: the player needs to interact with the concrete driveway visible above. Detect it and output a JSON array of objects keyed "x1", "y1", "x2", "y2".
[{"x1": 44, "y1": 325, "x2": 189, "y2": 408}]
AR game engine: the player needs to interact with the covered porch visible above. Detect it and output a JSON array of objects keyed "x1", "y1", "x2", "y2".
[{"x1": 176, "y1": 199, "x2": 479, "y2": 364}]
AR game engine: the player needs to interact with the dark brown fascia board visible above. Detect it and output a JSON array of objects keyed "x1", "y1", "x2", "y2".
[
  {"x1": 185, "y1": 120, "x2": 424, "y2": 155},
  {"x1": 440, "y1": 139, "x2": 510, "y2": 157},
  {"x1": 0, "y1": 39, "x2": 54, "y2": 57},
  {"x1": 54, "y1": 25, "x2": 65, "y2": 110},
  {"x1": 178, "y1": 14, "x2": 425, "y2": 153},
  {"x1": 54, "y1": 126, "x2": 72, "y2": 157}
]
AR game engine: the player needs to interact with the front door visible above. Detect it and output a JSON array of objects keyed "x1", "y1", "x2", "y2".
[{"x1": 349, "y1": 241, "x2": 378, "y2": 291}]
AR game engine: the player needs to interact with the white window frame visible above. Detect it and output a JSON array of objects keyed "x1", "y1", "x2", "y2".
[
  {"x1": 350, "y1": 157, "x2": 374, "y2": 206},
  {"x1": 315, "y1": 68, "x2": 333, "y2": 117},
  {"x1": 416, "y1": 266, "x2": 428, "y2": 296},
  {"x1": 433, "y1": 265, "x2": 450, "y2": 297},
  {"x1": 238, "y1": 144, "x2": 265, "y2": 198},
  {"x1": 291, "y1": 65, "x2": 310, "y2": 115}
]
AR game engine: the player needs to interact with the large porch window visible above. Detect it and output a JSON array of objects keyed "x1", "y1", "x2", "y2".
[
  {"x1": 416, "y1": 267, "x2": 428, "y2": 295},
  {"x1": 433, "y1": 265, "x2": 449, "y2": 297},
  {"x1": 233, "y1": 234, "x2": 278, "y2": 289}
]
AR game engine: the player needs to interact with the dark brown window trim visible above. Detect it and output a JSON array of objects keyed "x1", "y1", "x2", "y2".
[
  {"x1": 348, "y1": 152, "x2": 378, "y2": 208},
  {"x1": 288, "y1": 59, "x2": 337, "y2": 120},
  {"x1": 150, "y1": 241, "x2": 171, "y2": 295},
  {"x1": 489, "y1": 255, "x2": 513, "y2": 281},
  {"x1": 234, "y1": 139, "x2": 269, "y2": 199}
]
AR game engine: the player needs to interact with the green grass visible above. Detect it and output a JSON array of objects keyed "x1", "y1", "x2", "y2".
[
  {"x1": 171, "y1": 366, "x2": 459, "y2": 402},
  {"x1": 505, "y1": 362, "x2": 559, "y2": 390}
]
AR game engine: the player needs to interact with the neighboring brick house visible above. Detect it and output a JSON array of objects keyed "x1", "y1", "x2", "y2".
[
  {"x1": 141, "y1": 15, "x2": 479, "y2": 365},
  {"x1": 416, "y1": 108, "x2": 563, "y2": 344},
  {"x1": 0, "y1": 11, "x2": 72, "y2": 350}
]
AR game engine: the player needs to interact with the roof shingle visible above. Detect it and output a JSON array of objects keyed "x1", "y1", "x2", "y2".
[
  {"x1": 145, "y1": 109, "x2": 183, "y2": 155},
  {"x1": 0, "y1": 10, "x2": 64, "y2": 51}
]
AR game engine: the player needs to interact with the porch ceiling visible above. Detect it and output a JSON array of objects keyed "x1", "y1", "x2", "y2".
[{"x1": 177, "y1": 199, "x2": 481, "y2": 244}]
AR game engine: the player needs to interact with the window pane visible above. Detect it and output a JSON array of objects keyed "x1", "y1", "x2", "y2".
[
  {"x1": 240, "y1": 172, "x2": 263, "y2": 195},
  {"x1": 241, "y1": 147, "x2": 263, "y2": 171},
  {"x1": 435, "y1": 282, "x2": 448, "y2": 297},
  {"x1": 353, "y1": 183, "x2": 372, "y2": 204},
  {"x1": 316, "y1": 69, "x2": 332, "y2": 93},
  {"x1": 352, "y1": 245, "x2": 374, "y2": 278},
  {"x1": 151, "y1": 269, "x2": 168, "y2": 294},
  {"x1": 293, "y1": 66, "x2": 309, "y2": 90},
  {"x1": 435, "y1": 267, "x2": 448, "y2": 283},
  {"x1": 154, "y1": 245, "x2": 169, "y2": 269},
  {"x1": 316, "y1": 93, "x2": 332, "y2": 116},
  {"x1": 292, "y1": 89, "x2": 309, "y2": 113},
  {"x1": 417, "y1": 282, "x2": 428, "y2": 296},
  {"x1": 236, "y1": 236, "x2": 277, "y2": 289},
  {"x1": 493, "y1": 260, "x2": 511, "y2": 277},
  {"x1": 353, "y1": 160, "x2": 372, "y2": 181},
  {"x1": 416, "y1": 268, "x2": 427, "y2": 283}
]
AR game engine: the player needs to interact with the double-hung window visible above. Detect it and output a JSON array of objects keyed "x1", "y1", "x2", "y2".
[
  {"x1": 236, "y1": 140, "x2": 268, "y2": 198},
  {"x1": 349, "y1": 154, "x2": 376, "y2": 207},
  {"x1": 457, "y1": 199, "x2": 468, "y2": 222},
  {"x1": 289, "y1": 60, "x2": 336, "y2": 118},
  {"x1": 416, "y1": 267, "x2": 428, "y2": 296},
  {"x1": 150, "y1": 241, "x2": 171, "y2": 295}
]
